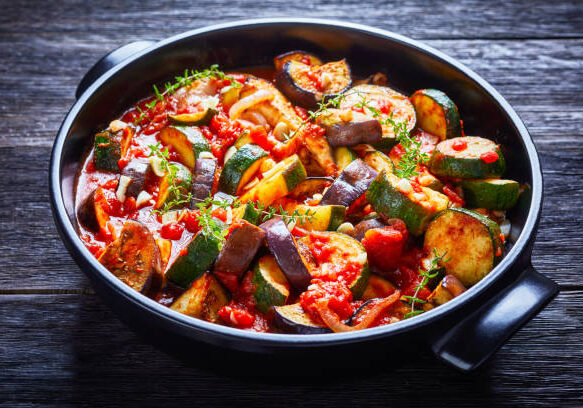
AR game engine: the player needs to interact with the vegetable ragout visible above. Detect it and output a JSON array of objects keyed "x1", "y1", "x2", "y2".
[{"x1": 75, "y1": 51, "x2": 521, "y2": 334}]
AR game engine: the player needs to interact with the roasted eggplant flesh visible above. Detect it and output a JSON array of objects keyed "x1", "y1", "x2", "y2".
[
  {"x1": 260, "y1": 217, "x2": 312, "y2": 291},
  {"x1": 320, "y1": 159, "x2": 378, "y2": 207},
  {"x1": 98, "y1": 220, "x2": 163, "y2": 293},
  {"x1": 317, "y1": 109, "x2": 383, "y2": 147},
  {"x1": 214, "y1": 220, "x2": 265, "y2": 278},
  {"x1": 121, "y1": 160, "x2": 149, "y2": 197},
  {"x1": 276, "y1": 59, "x2": 352, "y2": 109},
  {"x1": 190, "y1": 158, "x2": 217, "y2": 206},
  {"x1": 77, "y1": 187, "x2": 109, "y2": 232}
]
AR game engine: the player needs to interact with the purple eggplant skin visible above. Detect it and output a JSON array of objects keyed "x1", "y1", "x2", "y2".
[
  {"x1": 320, "y1": 159, "x2": 378, "y2": 207},
  {"x1": 273, "y1": 304, "x2": 331, "y2": 334},
  {"x1": 351, "y1": 218, "x2": 385, "y2": 242},
  {"x1": 121, "y1": 160, "x2": 149, "y2": 197},
  {"x1": 260, "y1": 217, "x2": 312, "y2": 290},
  {"x1": 324, "y1": 119, "x2": 383, "y2": 147},
  {"x1": 214, "y1": 220, "x2": 265, "y2": 278},
  {"x1": 189, "y1": 158, "x2": 217, "y2": 207}
]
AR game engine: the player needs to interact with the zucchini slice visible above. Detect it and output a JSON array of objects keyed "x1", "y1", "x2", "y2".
[
  {"x1": 168, "y1": 107, "x2": 217, "y2": 126},
  {"x1": 429, "y1": 136, "x2": 506, "y2": 179},
  {"x1": 276, "y1": 59, "x2": 352, "y2": 109},
  {"x1": 287, "y1": 176, "x2": 333, "y2": 200},
  {"x1": 461, "y1": 179, "x2": 520, "y2": 210},
  {"x1": 320, "y1": 159, "x2": 377, "y2": 207},
  {"x1": 260, "y1": 217, "x2": 312, "y2": 291},
  {"x1": 170, "y1": 273, "x2": 228, "y2": 323},
  {"x1": 283, "y1": 203, "x2": 346, "y2": 232},
  {"x1": 424, "y1": 208, "x2": 503, "y2": 287},
  {"x1": 155, "y1": 162, "x2": 193, "y2": 210},
  {"x1": 77, "y1": 187, "x2": 109, "y2": 232},
  {"x1": 362, "y1": 275, "x2": 397, "y2": 301},
  {"x1": 252, "y1": 255, "x2": 290, "y2": 313},
  {"x1": 190, "y1": 158, "x2": 217, "y2": 205},
  {"x1": 300, "y1": 232, "x2": 370, "y2": 299},
  {"x1": 410, "y1": 89, "x2": 463, "y2": 140},
  {"x1": 317, "y1": 109, "x2": 382, "y2": 147},
  {"x1": 94, "y1": 128, "x2": 132, "y2": 172},
  {"x1": 98, "y1": 220, "x2": 163, "y2": 293},
  {"x1": 239, "y1": 154, "x2": 306, "y2": 207},
  {"x1": 340, "y1": 84, "x2": 416, "y2": 149},
  {"x1": 274, "y1": 303, "x2": 330, "y2": 334},
  {"x1": 363, "y1": 150, "x2": 394, "y2": 174},
  {"x1": 165, "y1": 224, "x2": 224, "y2": 288},
  {"x1": 218, "y1": 144, "x2": 267, "y2": 195},
  {"x1": 159, "y1": 126, "x2": 212, "y2": 169},
  {"x1": 234, "y1": 130, "x2": 253, "y2": 149},
  {"x1": 334, "y1": 147, "x2": 358, "y2": 171},
  {"x1": 366, "y1": 171, "x2": 449, "y2": 236},
  {"x1": 273, "y1": 50, "x2": 323, "y2": 71},
  {"x1": 214, "y1": 220, "x2": 265, "y2": 279}
]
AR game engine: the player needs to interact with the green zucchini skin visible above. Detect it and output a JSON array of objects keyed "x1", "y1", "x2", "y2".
[
  {"x1": 252, "y1": 255, "x2": 290, "y2": 314},
  {"x1": 461, "y1": 179, "x2": 520, "y2": 210},
  {"x1": 218, "y1": 144, "x2": 267, "y2": 195},
  {"x1": 165, "y1": 226, "x2": 223, "y2": 288},
  {"x1": 168, "y1": 108, "x2": 217, "y2": 126},
  {"x1": 410, "y1": 89, "x2": 462, "y2": 140},
  {"x1": 366, "y1": 171, "x2": 449, "y2": 236},
  {"x1": 334, "y1": 147, "x2": 357, "y2": 171},
  {"x1": 424, "y1": 207, "x2": 502, "y2": 287},
  {"x1": 156, "y1": 162, "x2": 193, "y2": 210},
  {"x1": 241, "y1": 201, "x2": 262, "y2": 225},
  {"x1": 429, "y1": 136, "x2": 506, "y2": 179},
  {"x1": 94, "y1": 130, "x2": 121, "y2": 171},
  {"x1": 159, "y1": 126, "x2": 212, "y2": 168}
]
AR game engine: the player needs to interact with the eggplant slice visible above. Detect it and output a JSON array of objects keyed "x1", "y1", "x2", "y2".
[
  {"x1": 276, "y1": 59, "x2": 352, "y2": 109},
  {"x1": 320, "y1": 159, "x2": 377, "y2": 207},
  {"x1": 274, "y1": 303, "x2": 331, "y2": 334},
  {"x1": 77, "y1": 187, "x2": 109, "y2": 232},
  {"x1": 214, "y1": 220, "x2": 266, "y2": 278},
  {"x1": 121, "y1": 159, "x2": 149, "y2": 198},
  {"x1": 190, "y1": 157, "x2": 218, "y2": 206},
  {"x1": 273, "y1": 50, "x2": 323, "y2": 72},
  {"x1": 317, "y1": 109, "x2": 383, "y2": 147},
  {"x1": 98, "y1": 220, "x2": 163, "y2": 293},
  {"x1": 260, "y1": 217, "x2": 312, "y2": 291}
]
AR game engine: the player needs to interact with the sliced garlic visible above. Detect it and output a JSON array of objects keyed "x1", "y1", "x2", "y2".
[
  {"x1": 272, "y1": 121, "x2": 289, "y2": 141},
  {"x1": 136, "y1": 191, "x2": 153, "y2": 208},
  {"x1": 109, "y1": 120, "x2": 127, "y2": 133},
  {"x1": 198, "y1": 151, "x2": 215, "y2": 160},
  {"x1": 116, "y1": 175, "x2": 132, "y2": 203},
  {"x1": 336, "y1": 222, "x2": 354, "y2": 235}
]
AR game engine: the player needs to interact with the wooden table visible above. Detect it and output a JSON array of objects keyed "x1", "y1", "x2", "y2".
[{"x1": 1, "y1": 1, "x2": 582, "y2": 406}]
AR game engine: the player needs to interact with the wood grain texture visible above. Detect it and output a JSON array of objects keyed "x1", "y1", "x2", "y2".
[
  {"x1": 1, "y1": 0, "x2": 582, "y2": 405},
  {"x1": 0, "y1": 292, "x2": 581, "y2": 407}
]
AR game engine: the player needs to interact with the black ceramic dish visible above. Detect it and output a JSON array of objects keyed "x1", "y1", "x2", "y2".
[{"x1": 50, "y1": 18, "x2": 558, "y2": 372}]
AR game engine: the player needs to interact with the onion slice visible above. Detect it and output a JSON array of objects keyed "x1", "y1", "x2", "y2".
[
  {"x1": 229, "y1": 90, "x2": 274, "y2": 119},
  {"x1": 315, "y1": 290, "x2": 401, "y2": 332}
]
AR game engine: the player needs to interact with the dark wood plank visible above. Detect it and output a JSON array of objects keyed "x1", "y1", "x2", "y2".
[
  {"x1": 0, "y1": 292, "x2": 581, "y2": 407},
  {"x1": 1, "y1": 0, "x2": 582, "y2": 40}
]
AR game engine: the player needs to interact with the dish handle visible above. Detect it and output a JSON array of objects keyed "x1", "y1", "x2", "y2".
[
  {"x1": 76, "y1": 40, "x2": 157, "y2": 99},
  {"x1": 428, "y1": 264, "x2": 558, "y2": 371}
]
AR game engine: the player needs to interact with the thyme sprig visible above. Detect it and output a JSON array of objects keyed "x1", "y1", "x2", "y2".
[
  {"x1": 403, "y1": 249, "x2": 451, "y2": 319},
  {"x1": 248, "y1": 201, "x2": 316, "y2": 226},
  {"x1": 353, "y1": 95, "x2": 427, "y2": 179},
  {"x1": 134, "y1": 64, "x2": 242, "y2": 125},
  {"x1": 148, "y1": 143, "x2": 193, "y2": 214}
]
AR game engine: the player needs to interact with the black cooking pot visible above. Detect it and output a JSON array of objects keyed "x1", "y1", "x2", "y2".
[{"x1": 49, "y1": 18, "x2": 558, "y2": 372}]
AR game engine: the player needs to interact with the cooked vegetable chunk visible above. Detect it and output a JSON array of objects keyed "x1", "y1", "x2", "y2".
[
  {"x1": 98, "y1": 220, "x2": 162, "y2": 293},
  {"x1": 340, "y1": 84, "x2": 416, "y2": 149},
  {"x1": 276, "y1": 59, "x2": 352, "y2": 109},
  {"x1": 155, "y1": 162, "x2": 192, "y2": 210},
  {"x1": 363, "y1": 150, "x2": 394, "y2": 174},
  {"x1": 218, "y1": 144, "x2": 267, "y2": 195},
  {"x1": 159, "y1": 126, "x2": 211, "y2": 168},
  {"x1": 121, "y1": 160, "x2": 149, "y2": 198},
  {"x1": 334, "y1": 147, "x2": 357, "y2": 171},
  {"x1": 320, "y1": 159, "x2": 377, "y2": 207},
  {"x1": 252, "y1": 255, "x2": 290, "y2": 313},
  {"x1": 362, "y1": 275, "x2": 397, "y2": 301},
  {"x1": 77, "y1": 187, "x2": 109, "y2": 232},
  {"x1": 169, "y1": 106, "x2": 217, "y2": 126},
  {"x1": 94, "y1": 127, "x2": 132, "y2": 172},
  {"x1": 274, "y1": 303, "x2": 331, "y2": 334},
  {"x1": 366, "y1": 171, "x2": 449, "y2": 236},
  {"x1": 273, "y1": 50, "x2": 323, "y2": 71},
  {"x1": 170, "y1": 273, "x2": 228, "y2": 323},
  {"x1": 260, "y1": 217, "x2": 312, "y2": 291},
  {"x1": 317, "y1": 109, "x2": 382, "y2": 147},
  {"x1": 285, "y1": 203, "x2": 346, "y2": 232},
  {"x1": 410, "y1": 89, "x2": 463, "y2": 140},
  {"x1": 166, "y1": 225, "x2": 224, "y2": 288},
  {"x1": 424, "y1": 208, "x2": 503, "y2": 286},
  {"x1": 429, "y1": 136, "x2": 506, "y2": 179},
  {"x1": 190, "y1": 158, "x2": 217, "y2": 206},
  {"x1": 461, "y1": 179, "x2": 520, "y2": 210},
  {"x1": 424, "y1": 274, "x2": 466, "y2": 310},
  {"x1": 214, "y1": 220, "x2": 265, "y2": 278}
]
